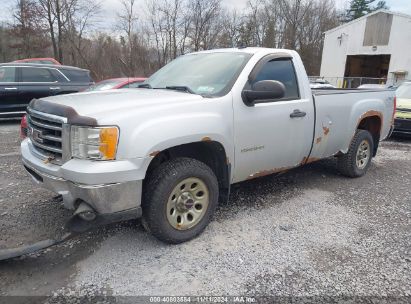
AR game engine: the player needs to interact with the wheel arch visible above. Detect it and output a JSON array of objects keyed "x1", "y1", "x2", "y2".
[
  {"x1": 144, "y1": 140, "x2": 231, "y2": 204},
  {"x1": 357, "y1": 112, "x2": 382, "y2": 156}
]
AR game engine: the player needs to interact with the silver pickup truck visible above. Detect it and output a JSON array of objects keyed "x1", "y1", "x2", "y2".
[{"x1": 21, "y1": 48, "x2": 396, "y2": 243}]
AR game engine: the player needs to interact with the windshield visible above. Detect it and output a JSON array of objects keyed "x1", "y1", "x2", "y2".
[
  {"x1": 85, "y1": 79, "x2": 124, "y2": 91},
  {"x1": 396, "y1": 82, "x2": 411, "y2": 99},
  {"x1": 145, "y1": 52, "x2": 252, "y2": 97}
]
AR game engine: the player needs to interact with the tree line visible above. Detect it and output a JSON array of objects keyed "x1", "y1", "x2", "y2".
[{"x1": 0, "y1": 0, "x2": 387, "y2": 80}]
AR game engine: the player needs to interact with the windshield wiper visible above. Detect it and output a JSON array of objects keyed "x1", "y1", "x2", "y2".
[
  {"x1": 137, "y1": 83, "x2": 152, "y2": 89},
  {"x1": 165, "y1": 86, "x2": 195, "y2": 94}
]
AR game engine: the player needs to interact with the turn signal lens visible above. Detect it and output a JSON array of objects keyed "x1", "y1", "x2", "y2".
[{"x1": 99, "y1": 127, "x2": 119, "y2": 160}]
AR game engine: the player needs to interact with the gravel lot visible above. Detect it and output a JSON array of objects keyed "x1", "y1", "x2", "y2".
[{"x1": 0, "y1": 121, "x2": 410, "y2": 302}]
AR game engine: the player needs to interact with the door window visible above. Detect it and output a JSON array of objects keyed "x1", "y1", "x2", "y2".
[
  {"x1": 60, "y1": 69, "x2": 92, "y2": 82},
  {"x1": 21, "y1": 67, "x2": 58, "y2": 82},
  {"x1": 0, "y1": 67, "x2": 16, "y2": 83},
  {"x1": 253, "y1": 59, "x2": 300, "y2": 99}
]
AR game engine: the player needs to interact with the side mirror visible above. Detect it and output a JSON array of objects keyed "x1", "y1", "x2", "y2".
[{"x1": 242, "y1": 80, "x2": 286, "y2": 106}]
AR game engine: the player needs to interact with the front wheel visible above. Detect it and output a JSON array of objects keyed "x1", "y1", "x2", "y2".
[
  {"x1": 337, "y1": 129, "x2": 374, "y2": 177},
  {"x1": 142, "y1": 157, "x2": 219, "y2": 244}
]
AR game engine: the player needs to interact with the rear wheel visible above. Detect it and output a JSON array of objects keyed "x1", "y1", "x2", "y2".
[
  {"x1": 337, "y1": 129, "x2": 374, "y2": 177},
  {"x1": 142, "y1": 157, "x2": 218, "y2": 244}
]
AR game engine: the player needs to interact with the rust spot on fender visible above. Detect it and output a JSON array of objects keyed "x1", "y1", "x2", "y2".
[
  {"x1": 247, "y1": 166, "x2": 292, "y2": 180},
  {"x1": 357, "y1": 110, "x2": 383, "y2": 130},
  {"x1": 201, "y1": 136, "x2": 212, "y2": 142},
  {"x1": 360, "y1": 110, "x2": 383, "y2": 121},
  {"x1": 149, "y1": 151, "x2": 160, "y2": 157},
  {"x1": 316, "y1": 137, "x2": 322, "y2": 144},
  {"x1": 323, "y1": 127, "x2": 330, "y2": 136},
  {"x1": 354, "y1": 110, "x2": 384, "y2": 141}
]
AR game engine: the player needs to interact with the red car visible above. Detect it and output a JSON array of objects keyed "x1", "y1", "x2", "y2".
[
  {"x1": 13, "y1": 58, "x2": 61, "y2": 65},
  {"x1": 84, "y1": 77, "x2": 147, "y2": 91}
]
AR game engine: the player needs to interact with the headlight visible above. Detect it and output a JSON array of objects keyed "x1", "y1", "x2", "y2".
[{"x1": 71, "y1": 126, "x2": 119, "y2": 160}]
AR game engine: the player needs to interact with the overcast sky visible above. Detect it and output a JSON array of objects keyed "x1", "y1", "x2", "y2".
[{"x1": 1, "y1": 0, "x2": 410, "y2": 29}]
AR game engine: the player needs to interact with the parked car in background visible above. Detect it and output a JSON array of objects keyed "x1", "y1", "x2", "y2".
[
  {"x1": 13, "y1": 58, "x2": 61, "y2": 65},
  {"x1": 309, "y1": 78, "x2": 335, "y2": 89},
  {"x1": 0, "y1": 63, "x2": 93, "y2": 118},
  {"x1": 393, "y1": 81, "x2": 411, "y2": 135},
  {"x1": 84, "y1": 77, "x2": 146, "y2": 92}
]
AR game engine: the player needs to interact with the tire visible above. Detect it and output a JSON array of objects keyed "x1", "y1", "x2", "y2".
[
  {"x1": 337, "y1": 129, "x2": 374, "y2": 178},
  {"x1": 142, "y1": 157, "x2": 219, "y2": 244}
]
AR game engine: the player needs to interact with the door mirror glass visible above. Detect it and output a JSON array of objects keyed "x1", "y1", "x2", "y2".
[{"x1": 242, "y1": 80, "x2": 286, "y2": 106}]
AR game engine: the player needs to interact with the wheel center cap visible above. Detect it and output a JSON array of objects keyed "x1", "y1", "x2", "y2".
[
  {"x1": 185, "y1": 198, "x2": 194, "y2": 209},
  {"x1": 177, "y1": 192, "x2": 194, "y2": 211}
]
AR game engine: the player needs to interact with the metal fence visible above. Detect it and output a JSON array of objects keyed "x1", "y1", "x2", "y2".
[{"x1": 309, "y1": 76, "x2": 410, "y2": 88}]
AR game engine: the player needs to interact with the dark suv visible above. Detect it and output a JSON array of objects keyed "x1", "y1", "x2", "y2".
[{"x1": 0, "y1": 63, "x2": 93, "y2": 118}]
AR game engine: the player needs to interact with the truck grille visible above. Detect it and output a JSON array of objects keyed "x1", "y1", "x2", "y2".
[{"x1": 27, "y1": 109, "x2": 66, "y2": 163}]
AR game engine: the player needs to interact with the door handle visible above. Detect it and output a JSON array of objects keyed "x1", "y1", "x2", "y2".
[
  {"x1": 4, "y1": 87, "x2": 17, "y2": 90},
  {"x1": 290, "y1": 109, "x2": 306, "y2": 118},
  {"x1": 49, "y1": 87, "x2": 61, "y2": 90}
]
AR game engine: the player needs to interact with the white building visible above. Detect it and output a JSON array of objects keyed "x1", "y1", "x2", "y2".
[{"x1": 320, "y1": 9, "x2": 411, "y2": 88}]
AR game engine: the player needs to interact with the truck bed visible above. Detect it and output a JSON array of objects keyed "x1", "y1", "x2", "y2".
[{"x1": 308, "y1": 88, "x2": 395, "y2": 161}]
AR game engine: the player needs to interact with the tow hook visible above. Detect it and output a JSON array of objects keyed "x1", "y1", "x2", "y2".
[
  {"x1": 74, "y1": 202, "x2": 97, "y2": 222},
  {"x1": 65, "y1": 201, "x2": 114, "y2": 233}
]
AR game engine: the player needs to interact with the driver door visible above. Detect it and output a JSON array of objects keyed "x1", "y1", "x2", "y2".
[{"x1": 232, "y1": 55, "x2": 314, "y2": 182}]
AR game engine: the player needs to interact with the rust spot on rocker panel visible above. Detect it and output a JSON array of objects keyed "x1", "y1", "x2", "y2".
[
  {"x1": 301, "y1": 156, "x2": 321, "y2": 165},
  {"x1": 201, "y1": 136, "x2": 212, "y2": 142},
  {"x1": 306, "y1": 157, "x2": 320, "y2": 164},
  {"x1": 247, "y1": 166, "x2": 292, "y2": 180},
  {"x1": 323, "y1": 126, "x2": 330, "y2": 136},
  {"x1": 248, "y1": 155, "x2": 323, "y2": 180},
  {"x1": 316, "y1": 137, "x2": 322, "y2": 144}
]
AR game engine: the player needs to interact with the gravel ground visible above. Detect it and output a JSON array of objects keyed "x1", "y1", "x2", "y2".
[{"x1": 0, "y1": 121, "x2": 410, "y2": 302}]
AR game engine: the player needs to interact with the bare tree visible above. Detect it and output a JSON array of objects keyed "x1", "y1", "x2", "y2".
[
  {"x1": 5, "y1": 0, "x2": 342, "y2": 79},
  {"x1": 189, "y1": 0, "x2": 221, "y2": 51},
  {"x1": 11, "y1": 0, "x2": 49, "y2": 58}
]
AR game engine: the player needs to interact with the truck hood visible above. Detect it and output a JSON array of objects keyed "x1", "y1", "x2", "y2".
[
  {"x1": 395, "y1": 98, "x2": 411, "y2": 119},
  {"x1": 39, "y1": 89, "x2": 205, "y2": 121}
]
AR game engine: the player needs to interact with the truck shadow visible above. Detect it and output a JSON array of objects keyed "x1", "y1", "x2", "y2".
[{"x1": 217, "y1": 157, "x2": 341, "y2": 219}]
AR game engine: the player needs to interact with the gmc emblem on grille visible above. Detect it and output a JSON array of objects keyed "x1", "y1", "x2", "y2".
[{"x1": 32, "y1": 129, "x2": 44, "y2": 143}]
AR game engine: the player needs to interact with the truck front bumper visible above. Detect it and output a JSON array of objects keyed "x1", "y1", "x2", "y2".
[{"x1": 21, "y1": 139, "x2": 149, "y2": 217}]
